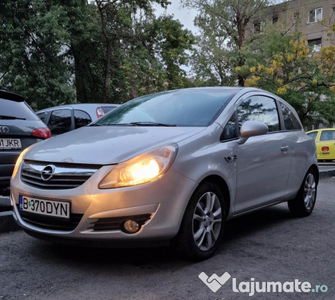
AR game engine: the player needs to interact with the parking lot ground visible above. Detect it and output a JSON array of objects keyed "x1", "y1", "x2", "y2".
[{"x1": 0, "y1": 176, "x2": 334, "y2": 300}]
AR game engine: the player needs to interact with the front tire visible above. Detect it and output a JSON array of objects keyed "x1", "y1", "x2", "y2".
[
  {"x1": 288, "y1": 168, "x2": 317, "y2": 217},
  {"x1": 175, "y1": 182, "x2": 226, "y2": 261}
]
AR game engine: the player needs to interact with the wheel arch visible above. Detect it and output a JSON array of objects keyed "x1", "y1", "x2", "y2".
[
  {"x1": 197, "y1": 175, "x2": 231, "y2": 219},
  {"x1": 309, "y1": 164, "x2": 319, "y2": 184}
]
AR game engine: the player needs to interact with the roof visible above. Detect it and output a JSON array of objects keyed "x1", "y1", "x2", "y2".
[{"x1": 0, "y1": 90, "x2": 24, "y2": 102}]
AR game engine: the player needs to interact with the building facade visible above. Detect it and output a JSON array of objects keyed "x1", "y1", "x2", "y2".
[{"x1": 250, "y1": 0, "x2": 335, "y2": 51}]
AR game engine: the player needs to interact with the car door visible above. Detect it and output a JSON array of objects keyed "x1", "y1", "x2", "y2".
[{"x1": 233, "y1": 94, "x2": 292, "y2": 214}]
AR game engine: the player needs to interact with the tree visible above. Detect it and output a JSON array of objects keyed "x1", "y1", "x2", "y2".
[
  {"x1": 236, "y1": 28, "x2": 335, "y2": 126},
  {"x1": 94, "y1": 0, "x2": 170, "y2": 102},
  {"x1": 121, "y1": 14, "x2": 194, "y2": 98},
  {"x1": 0, "y1": 0, "x2": 194, "y2": 109},
  {"x1": 61, "y1": 1, "x2": 104, "y2": 103},
  {"x1": 0, "y1": 0, "x2": 75, "y2": 109},
  {"x1": 182, "y1": 0, "x2": 269, "y2": 86}
]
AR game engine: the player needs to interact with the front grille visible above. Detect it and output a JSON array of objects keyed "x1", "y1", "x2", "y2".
[
  {"x1": 21, "y1": 160, "x2": 100, "y2": 190},
  {"x1": 89, "y1": 214, "x2": 153, "y2": 232},
  {"x1": 17, "y1": 205, "x2": 83, "y2": 231}
]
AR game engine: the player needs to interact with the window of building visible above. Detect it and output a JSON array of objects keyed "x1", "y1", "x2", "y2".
[
  {"x1": 253, "y1": 21, "x2": 265, "y2": 33},
  {"x1": 308, "y1": 8, "x2": 322, "y2": 23},
  {"x1": 308, "y1": 38, "x2": 322, "y2": 52}
]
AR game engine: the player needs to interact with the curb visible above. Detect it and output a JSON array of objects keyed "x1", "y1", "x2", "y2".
[
  {"x1": 319, "y1": 169, "x2": 335, "y2": 179},
  {"x1": 1, "y1": 168, "x2": 335, "y2": 234}
]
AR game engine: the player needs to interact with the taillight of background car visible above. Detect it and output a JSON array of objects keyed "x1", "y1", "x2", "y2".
[
  {"x1": 96, "y1": 107, "x2": 105, "y2": 118},
  {"x1": 32, "y1": 128, "x2": 51, "y2": 139},
  {"x1": 321, "y1": 146, "x2": 329, "y2": 151}
]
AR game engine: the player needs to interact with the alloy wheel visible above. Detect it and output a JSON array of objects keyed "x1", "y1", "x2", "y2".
[{"x1": 192, "y1": 191, "x2": 222, "y2": 251}]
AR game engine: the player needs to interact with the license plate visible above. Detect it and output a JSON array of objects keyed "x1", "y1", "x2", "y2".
[
  {"x1": 321, "y1": 152, "x2": 330, "y2": 155},
  {"x1": 19, "y1": 195, "x2": 70, "y2": 219},
  {"x1": 0, "y1": 138, "x2": 22, "y2": 150}
]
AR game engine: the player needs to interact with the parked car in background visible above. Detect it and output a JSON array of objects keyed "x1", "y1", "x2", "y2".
[
  {"x1": 306, "y1": 128, "x2": 335, "y2": 161},
  {"x1": 11, "y1": 87, "x2": 318, "y2": 260},
  {"x1": 36, "y1": 103, "x2": 120, "y2": 136},
  {"x1": 0, "y1": 91, "x2": 51, "y2": 196}
]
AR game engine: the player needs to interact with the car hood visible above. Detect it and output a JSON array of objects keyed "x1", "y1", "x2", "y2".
[{"x1": 25, "y1": 126, "x2": 205, "y2": 165}]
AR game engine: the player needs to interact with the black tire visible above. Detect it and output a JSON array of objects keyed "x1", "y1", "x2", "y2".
[
  {"x1": 174, "y1": 182, "x2": 226, "y2": 261},
  {"x1": 288, "y1": 168, "x2": 317, "y2": 217}
]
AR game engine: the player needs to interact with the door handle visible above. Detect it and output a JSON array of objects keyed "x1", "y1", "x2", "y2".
[
  {"x1": 281, "y1": 145, "x2": 289, "y2": 152},
  {"x1": 225, "y1": 155, "x2": 237, "y2": 163}
]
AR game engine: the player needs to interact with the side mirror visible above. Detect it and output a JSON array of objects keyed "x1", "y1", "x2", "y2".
[{"x1": 238, "y1": 121, "x2": 269, "y2": 144}]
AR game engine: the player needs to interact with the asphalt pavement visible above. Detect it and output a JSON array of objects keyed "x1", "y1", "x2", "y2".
[
  {"x1": 1, "y1": 165, "x2": 335, "y2": 233},
  {"x1": 1, "y1": 176, "x2": 335, "y2": 299}
]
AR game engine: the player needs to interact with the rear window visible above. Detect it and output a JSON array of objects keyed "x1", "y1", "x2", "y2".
[{"x1": 0, "y1": 98, "x2": 39, "y2": 121}]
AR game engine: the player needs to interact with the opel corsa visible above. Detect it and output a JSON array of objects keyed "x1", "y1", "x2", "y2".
[{"x1": 10, "y1": 87, "x2": 318, "y2": 260}]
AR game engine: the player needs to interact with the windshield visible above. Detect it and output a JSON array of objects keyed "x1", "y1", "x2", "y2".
[{"x1": 96, "y1": 88, "x2": 238, "y2": 127}]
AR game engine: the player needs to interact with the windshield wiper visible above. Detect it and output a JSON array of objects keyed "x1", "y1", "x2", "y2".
[
  {"x1": 129, "y1": 122, "x2": 177, "y2": 127},
  {"x1": 0, "y1": 115, "x2": 26, "y2": 120}
]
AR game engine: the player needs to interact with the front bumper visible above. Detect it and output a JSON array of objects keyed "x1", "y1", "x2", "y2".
[{"x1": 11, "y1": 165, "x2": 196, "y2": 243}]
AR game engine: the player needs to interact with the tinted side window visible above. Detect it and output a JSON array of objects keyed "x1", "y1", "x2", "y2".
[
  {"x1": 320, "y1": 130, "x2": 335, "y2": 141},
  {"x1": 74, "y1": 110, "x2": 92, "y2": 129},
  {"x1": 48, "y1": 109, "x2": 72, "y2": 135},
  {"x1": 306, "y1": 132, "x2": 317, "y2": 140},
  {"x1": 281, "y1": 103, "x2": 302, "y2": 130},
  {"x1": 237, "y1": 96, "x2": 279, "y2": 132},
  {"x1": 37, "y1": 112, "x2": 48, "y2": 124}
]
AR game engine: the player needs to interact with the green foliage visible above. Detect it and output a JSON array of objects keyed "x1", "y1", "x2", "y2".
[
  {"x1": 0, "y1": 0, "x2": 193, "y2": 109},
  {"x1": 182, "y1": 0, "x2": 269, "y2": 86},
  {"x1": 0, "y1": 0, "x2": 76, "y2": 109},
  {"x1": 237, "y1": 28, "x2": 335, "y2": 126}
]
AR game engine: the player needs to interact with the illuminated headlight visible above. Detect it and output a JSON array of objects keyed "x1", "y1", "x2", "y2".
[
  {"x1": 12, "y1": 145, "x2": 33, "y2": 179},
  {"x1": 99, "y1": 144, "x2": 178, "y2": 188}
]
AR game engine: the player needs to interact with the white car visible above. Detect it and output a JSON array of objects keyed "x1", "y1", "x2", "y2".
[
  {"x1": 10, "y1": 87, "x2": 318, "y2": 260},
  {"x1": 36, "y1": 103, "x2": 120, "y2": 136}
]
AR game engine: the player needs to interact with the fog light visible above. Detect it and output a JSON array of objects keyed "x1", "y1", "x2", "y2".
[{"x1": 123, "y1": 220, "x2": 140, "y2": 233}]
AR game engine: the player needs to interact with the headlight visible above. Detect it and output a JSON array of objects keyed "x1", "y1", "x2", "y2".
[
  {"x1": 99, "y1": 144, "x2": 178, "y2": 188},
  {"x1": 12, "y1": 145, "x2": 33, "y2": 179}
]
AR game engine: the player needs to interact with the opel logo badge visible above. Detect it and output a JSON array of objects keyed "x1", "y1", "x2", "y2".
[
  {"x1": 41, "y1": 165, "x2": 55, "y2": 181},
  {"x1": 0, "y1": 126, "x2": 9, "y2": 133}
]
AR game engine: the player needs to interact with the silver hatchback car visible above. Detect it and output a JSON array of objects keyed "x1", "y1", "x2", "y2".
[{"x1": 10, "y1": 87, "x2": 318, "y2": 260}]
